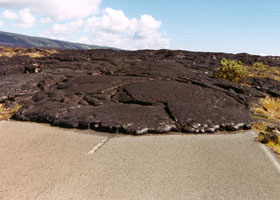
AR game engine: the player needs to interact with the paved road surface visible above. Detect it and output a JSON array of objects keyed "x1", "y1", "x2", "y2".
[{"x1": 0, "y1": 121, "x2": 280, "y2": 200}]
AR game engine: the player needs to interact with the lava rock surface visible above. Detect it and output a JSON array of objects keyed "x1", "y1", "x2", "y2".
[{"x1": 1, "y1": 49, "x2": 280, "y2": 134}]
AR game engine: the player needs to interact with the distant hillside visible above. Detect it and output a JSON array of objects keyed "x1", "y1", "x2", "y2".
[{"x1": 0, "y1": 31, "x2": 114, "y2": 50}]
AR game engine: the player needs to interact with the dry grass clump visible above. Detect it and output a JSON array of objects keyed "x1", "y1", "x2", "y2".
[
  {"x1": 248, "y1": 73, "x2": 280, "y2": 82},
  {"x1": 252, "y1": 96, "x2": 280, "y2": 121},
  {"x1": 0, "y1": 47, "x2": 57, "y2": 58},
  {"x1": 253, "y1": 121, "x2": 269, "y2": 132},
  {"x1": 0, "y1": 104, "x2": 22, "y2": 120},
  {"x1": 252, "y1": 97, "x2": 280, "y2": 157},
  {"x1": 254, "y1": 122, "x2": 280, "y2": 157},
  {"x1": 266, "y1": 138, "x2": 280, "y2": 156}
]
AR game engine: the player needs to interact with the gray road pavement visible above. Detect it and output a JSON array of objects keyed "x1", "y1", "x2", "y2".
[{"x1": 0, "y1": 121, "x2": 280, "y2": 200}]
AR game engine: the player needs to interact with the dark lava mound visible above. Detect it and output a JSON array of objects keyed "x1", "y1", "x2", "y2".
[{"x1": 1, "y1": 48, "x2": 280, "y2": 134}]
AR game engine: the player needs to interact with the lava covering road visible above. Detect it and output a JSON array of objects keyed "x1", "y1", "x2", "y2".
[{"x1": 1, "y1": 48, "x2": 280, "y2": 134}]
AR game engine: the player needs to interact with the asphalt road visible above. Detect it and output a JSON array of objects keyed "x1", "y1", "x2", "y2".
[{"x1": 0, "y1": 121, "x2": 280, "y2": 200}]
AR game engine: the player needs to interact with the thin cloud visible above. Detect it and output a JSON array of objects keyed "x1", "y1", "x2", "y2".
[
  {"x1": 0, "y1": 0, "x2": 101, "y2": 21},
  {"x1": 1, "y1": 9, "x2": 35, "y2": 27},
  {"x1": 1, "y1": 10, "x2": 18, "y2": 19},
  {"x1": 52, "y1": 20, "x2": 84, "y2": 34},
  {"x1": 40, "y1": 17, "x2": 52, "y2": 24},
  {"x1": 16, "y1": 9, "x2": 36, "y2": 28}
]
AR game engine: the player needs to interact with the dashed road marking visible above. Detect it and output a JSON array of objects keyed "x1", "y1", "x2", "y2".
[
  {"x1": 259, "y1": 143, "x2": 280, "y2": 174},
  {"x1": 88, "y1": 137, "x2": 110, "y2": 155}
]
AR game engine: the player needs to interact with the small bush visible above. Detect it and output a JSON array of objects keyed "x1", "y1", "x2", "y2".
[
  {"x1": 250, "y1": 62, "x2": 279, "y2": 74},
  {"x1": 252, "y1": 62, "x2": 268, "y2": 71},
  {"x1": 217, "y1": 58, "x2": 248, "y2": 83}
]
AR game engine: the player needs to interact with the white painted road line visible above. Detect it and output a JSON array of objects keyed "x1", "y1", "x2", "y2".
[
  {"x1": 88, "y1": 137, "x2": 110, "y2": 155},
  {"x1": 259, "y1": 143, "x2": 280, "y2": 174}
]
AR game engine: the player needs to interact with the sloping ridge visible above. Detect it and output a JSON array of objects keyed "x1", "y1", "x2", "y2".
[{"x1": 0, "y1": 31, "x2": 114, "y2": 50}]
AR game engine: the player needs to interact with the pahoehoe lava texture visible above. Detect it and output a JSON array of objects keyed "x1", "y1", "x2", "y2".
[{"x1": 1, "y1": 49, "x2": 280, "y2": 134}]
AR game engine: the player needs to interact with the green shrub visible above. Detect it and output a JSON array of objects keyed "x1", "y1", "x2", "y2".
[
  {"x1": 217, "y1": 58, "x2": 248, "y2": 83},
  {"x1": 252, "y1": 62, "x2": 268, "y2": 71},
  {"x1": 252, "y1": 61, "x2": 279, "y2": 74}
]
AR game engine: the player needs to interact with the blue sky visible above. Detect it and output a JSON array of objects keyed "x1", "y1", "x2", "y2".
[{"x1": 0, "y1": 0, "x2": 279, "y2": 55}]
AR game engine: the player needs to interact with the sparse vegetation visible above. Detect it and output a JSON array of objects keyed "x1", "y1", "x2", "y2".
[
  {"x1": 253, "y1": 121, "x2": 270, "y2": 133},
  {"x1": 266, "y1": 137, "x2": 280, "y2": 156},
  {"x1": 252, "y1": 62, "x2": 269, "y2": 71},
  {"x1": 0, "y1": 104, "x2": 22, "y2": 120},
  {"x1": 252, "y1": 97, "x2": 280, "y2": 157},
  {"x1": 254, "y1": 122, "x2": 280, "y2": 157},
  {"x1": 252, "y1": 96, "x2": 280, "y2": 121},
  {"x1": 248, "y1": 62, "x2": 280, "y2": 82},
  {"x1": 217, "y1": 59, "x2": 280, "y2": 84},
  {"x1": 0, "y1": 47, "x2": 57, "y2": 58},
  {"x1": 217, "y1": 58, "x2": 248, "y2": 83}
]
